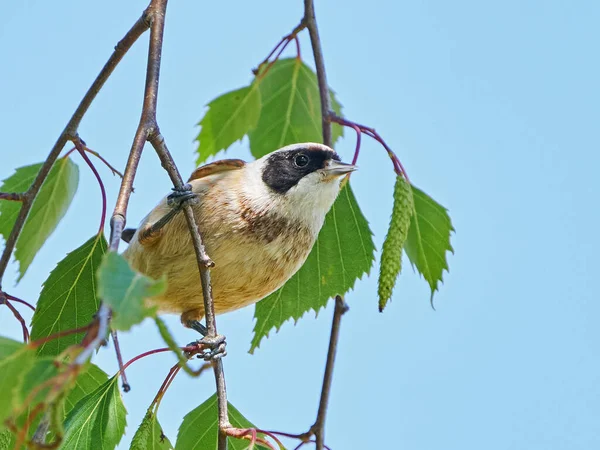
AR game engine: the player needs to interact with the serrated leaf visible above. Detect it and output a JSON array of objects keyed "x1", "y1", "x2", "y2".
[
  {"x1": 378, "y1": 176, "x2": 414, "y2": 311},
  {"x1": 19, "y1": 357, "x2": 60, "y2": 406},
  {"x1": 39, "y1": 364, "x2": 110, "y2": 446},
  {"x1": 30, "y1": 234, "x2": 107, "y2": 356},
  {"x1": 195, "y1": 84, "x2": 262, "y2": 164},
  {"x1": 0, "y1": 337, "x2": 35, "y2": 424},
  {"x1": 0, "y1": 158, "x2": 79, "y2": 279},
  {"x1": 130, "y1": 411, "x2": 173, "y2": 450},
  {"x1": 249, "y1": 58, "x2": 343, "y2": 158},
  {"x1": 176, "y1": 394, "x2": 275, "y2": 450},
  {"x1": 61, "y1": 375, "x2": 126, "y2": 450},
  {"x1": 404, "y1": 185, "x2": 454, "y2": 304},
  {"x1": 64, "y1": 363, "x2": 109, "y2": 415},
  {"x1": 97, "y1": 252, "x2": 165, "y2": 331},
  {"x1": 250, "y1": 184, "x2": 375, "y2": 352}
]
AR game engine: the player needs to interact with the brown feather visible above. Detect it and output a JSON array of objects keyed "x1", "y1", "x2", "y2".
[{"x1": 188, "y1": 159, "x2": 245, "y2": 182}]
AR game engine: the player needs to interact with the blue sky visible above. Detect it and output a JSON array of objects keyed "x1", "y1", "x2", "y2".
[{"x1": 1, "y1": 0, "x2": 599, "y2": 448}]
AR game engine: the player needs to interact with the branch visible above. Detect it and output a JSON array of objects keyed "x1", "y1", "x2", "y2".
[
  {"x1": 310, "y1": 296, "x2": 348, "y2": 448},
  {"x1": 149, "y1": 132, "x2": 230, "y2": 448},
  {"x1": 0, "y1": 12, "x2": 151, "y2": 288},
  {"x1": 301, "y1": 3, "x2": 348, "y2": 448},
  {"x1": 244, "y1": 296, "x2": 348, "y2": 450},
  {"x1": 98, "y1": 0, "x2": 230, "y2": 445},
  {"x1": 304, "y1": 0, "x2": 332, "y2": 147}
]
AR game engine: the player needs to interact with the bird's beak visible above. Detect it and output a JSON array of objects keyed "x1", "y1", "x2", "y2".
[{"x1": 322, "y1": 160, "x2": 358, "y2": 177}]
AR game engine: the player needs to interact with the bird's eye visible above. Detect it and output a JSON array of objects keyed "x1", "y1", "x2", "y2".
[{"x1": 294, "y1": 154, "x2": 309, "y2": 167}]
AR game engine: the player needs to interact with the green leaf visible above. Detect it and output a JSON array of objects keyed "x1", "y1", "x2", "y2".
[
  {"x1": 30, "y1": 234, "x2": 107, "y2": 356},
  {"x1": 378, "y1": 176, "x2": 414, "y2": 312},
  {"x1": 0, "y1": 362, "x2": 108, "y2": 450},
  {"x1": 61, "y1": 375, "x2": 127, "y2": 450},
  {"x1": 19, "y1": 357, "x2": 60, "y2": 406},
  {"x1": 97, "y1": 252, "x2": 166, "y2": 331},
  {"x1": 0, "y1": 337, "x2": 35, "y2": 424},
  {"x1": 64, "y1": 363, "x2": 109, "y2": 416},
  {"x1": 176, "y1": 394, "x2": 275, "y2": 450},
  {"x1": 130, "y1": 411, "x2": 173, "y2": 450},
  {"x1": 0, "y1": 158, "x2": 79, "y2": 279},
  {"x1": 196, "y1": 84, "x2": 262, "y2": 164},
  {"x1": 403, "y1": 185, "x2": 454, "y2": 304},
  {"x1": 250, "y1": 184, "x2": 375, "y2": 352},
  {"x1": 249, "y1": 58, "x2": 343, "y2": 158},
  {"x1": 0, "y1": 429, "x2": 13, "y2": 450}
]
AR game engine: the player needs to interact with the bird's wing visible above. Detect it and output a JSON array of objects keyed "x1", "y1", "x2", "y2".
[
  {"x1": 122, "y1": 159, "x2": 246, "y2": 246},
  {"x1": 188, "y1": 159, "x2": 245, "y2": 182}
]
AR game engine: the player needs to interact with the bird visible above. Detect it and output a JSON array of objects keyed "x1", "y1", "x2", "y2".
[{"x1": 121, "y1": 143, "x2": 356, "y2": 351}]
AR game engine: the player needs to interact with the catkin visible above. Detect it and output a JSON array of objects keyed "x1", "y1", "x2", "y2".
[{"x1": 378, "y1": 175, "x2": 413, "y2": 312}]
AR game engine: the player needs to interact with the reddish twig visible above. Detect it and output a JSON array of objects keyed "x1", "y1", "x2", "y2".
[
  {"x1": 253, "y1": 20, "x2": 307, "y2": 79},
  {"x1": 1, "y1": 294, "x2": 30, "y2": 342},
  {"x1": 5, "y1": 293, "x2": 35, "y2": 311},
  {"x1": 72, "y1": 137, "x2": 107, "y2": 233},
  {"x1": 328, "y1": 113, "x2": 410, "y2": 181},
  {"x1": 225, "y1": 428, "x2": 279, "y2": 450},
  {"x1": 294, "y1": 36, "x2": 301, "y2": 60},
  {"x1": 62, "y1": 146, "x2": 124, "y2": 179},
  {"x1": 0, "y1": 192, "x2": 26, "y2": 202},
  {"x1": 110, "y1": 330, "x2": 130, "y2": 392},
  {"x1": 120, "y1": 347, "x2": 174, "y2": 373},
  {"x1": 29, "y1": 323, "x2": 93, "y2": 349}
]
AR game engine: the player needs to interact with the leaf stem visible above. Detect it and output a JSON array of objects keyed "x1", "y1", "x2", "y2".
[
  {"x1": 29, "y1": 323, "x2": 92, "y2": 349},
  {"x1": 328, "y1": 113, "x2": 410, "y2": 181},
  {"x1": 5, "y1": 293, "x2": 35, "y2": 311},
  {"x1": 0, "y1": 293, "x2": 30, "y2": 342},
  {"x1": 254, "y1": 20, "x2": 307, "y2": 78},
  {"x1": 62, "y1": 146, "x2": 124, "y2": 179},
  {"x1": 72, "y1": 137, "x2": 107, "y2": 234}
]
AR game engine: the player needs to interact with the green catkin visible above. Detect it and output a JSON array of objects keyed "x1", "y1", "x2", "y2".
[{"x1": 378, "y1": 175, "x2": 413, "y2": 312}]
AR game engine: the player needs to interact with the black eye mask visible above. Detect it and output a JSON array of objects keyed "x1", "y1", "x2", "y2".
[{"x1": 262, "y1": 147, "x2": 341, "y2": 194}]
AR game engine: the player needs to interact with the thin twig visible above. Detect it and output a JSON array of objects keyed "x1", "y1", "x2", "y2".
[
  {"x1": 244, "y1": 297, "x2": 348, "y2": 450},
  {"x1": 73, "y1": 137, "x2": 107, "y2": 234},
  {"x1": 328, "y1": 113, "x2": 410, "y2": 181},
  {"x1": 0, "y1": 193, "x2": 26, "y2": 202},
  {"x1": 62, "y1": 146, "x2": 124, "y2": 179},
  {"x1": 0, "y1": 12, "x2": 151, "y2": 289},
  {"x1": 304, "y1": 0, "x2": 332, "y2": 147},
  {"x1": 1, "y1": 294, "x2": 30, "y2": 342},
  {"x1": 253, "y1": 20, "x2": 307, "y2": 77},
  {"x1": 148, "y1": 131, "x2": 230, "y2": 448},
  {"x1": 111, "y1": 330, "x2": 130, "y2": 391},
  {"x1": 5, "y1": 293, "x2": 35, "y2": 311},
  {"x1": 311, "y1": 296, "x2": 348, "y2": 448}
]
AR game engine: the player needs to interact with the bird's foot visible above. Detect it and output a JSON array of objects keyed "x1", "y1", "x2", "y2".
[
  {"x1": 199, "y1": 334, "x2": 227, "y2": 361},
  {"x1": 167, "y1": 184, "x2": 197, "y2": 209},
  {"x1": 185, "y1": 320, "x2": 226, "y2": 361}
]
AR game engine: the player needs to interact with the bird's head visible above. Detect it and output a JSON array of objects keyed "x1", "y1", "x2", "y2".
[{"x1": 244, "y1": 143, "x2": 357, "y2": 231}]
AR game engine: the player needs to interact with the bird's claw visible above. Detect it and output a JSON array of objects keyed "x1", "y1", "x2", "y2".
[
  {"x1": 197, "y1": 334, "x2": 227, "y2": 361},
  {"x1": 167, "y1": 184, "x2": 197, "y2": 208}
]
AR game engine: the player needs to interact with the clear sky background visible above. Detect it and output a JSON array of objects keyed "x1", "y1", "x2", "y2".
[{"x1": 1, "y1": 1, "x2": 599, "y2": 449}]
